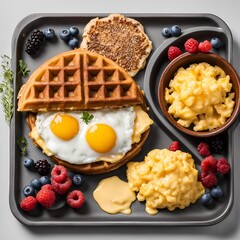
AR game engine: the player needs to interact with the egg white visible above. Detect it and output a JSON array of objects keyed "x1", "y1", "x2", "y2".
[{"x1": 35, "y1": 107, "x2": 135, "y2": 164}]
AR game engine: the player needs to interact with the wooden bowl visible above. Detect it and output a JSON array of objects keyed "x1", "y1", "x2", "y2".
[{"x1": 158, "y1": 52, "x2": 240, "y2": 137}]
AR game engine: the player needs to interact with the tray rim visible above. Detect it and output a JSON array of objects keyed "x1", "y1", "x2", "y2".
[{"x1": 9, "y1": 12, "x2": 234, "y2": 227}]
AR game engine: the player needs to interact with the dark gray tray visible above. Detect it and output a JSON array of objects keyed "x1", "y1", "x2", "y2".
[{"x1": 10, "y1": 13, "x2": 237, "y2": 226}]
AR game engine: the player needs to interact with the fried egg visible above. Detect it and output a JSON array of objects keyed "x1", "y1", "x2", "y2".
[{"x1": 35, "y1": 107, "x2": 135, "y2": 164}]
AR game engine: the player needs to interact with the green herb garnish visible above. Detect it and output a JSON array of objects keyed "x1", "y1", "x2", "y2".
[
  {"x1": 17, "y1": 137, "x2": 28, "y2": 155},
  {"x1": 0, "y1": 55, "x2": 14, "y2": 126},
  {"x1": 18, "y1": 59, "x2": 30, "y2": 77},
  {"x1": 81, "y1": 111, "x2": 94, "y2": 124}
]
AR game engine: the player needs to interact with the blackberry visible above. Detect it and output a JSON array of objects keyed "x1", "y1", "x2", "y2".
[
  {"x1": 25, "y1": 29, "x2": 45, "y2": 55},
  {"x1": 34, "y1": 159, "x2": 51, "y2": 175},
  {"x1": 209, "y1": 137, "x2": 224, "y2": 154}
]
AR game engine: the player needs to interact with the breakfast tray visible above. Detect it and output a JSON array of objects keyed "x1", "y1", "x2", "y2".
[{"x1": 9, "y1": 13, "x2": 239, "y2": 226}]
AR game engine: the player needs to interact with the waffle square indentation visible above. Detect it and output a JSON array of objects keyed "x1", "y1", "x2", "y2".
[
  {"x1": 87, "y1": 69, "x2": 103, "y2": 82},
  {"x1": 88, "y1": 85, "x2": 104, "y2": 99},
  {"x1": 35, "y1": 70, "x2": 47, "y2": 82},
  {"x1": 33, "y1": 85, "x2": 48, "y2": 99},
  {"x1": 64, "y1": 84, "x2": 80, "y2": 98},
  {"x1": 86, "y1": 55, "x2": 102, "y2": 67},
  {"x1": 118, "y1": 70, "x2": 127, "y2": 81},
  {"x1": 103, "y1": 69, "x2": 116, "y2": 82},
  {"x1": 104, "y1": 85, "x2": 120, "y2": 98},
  {"x1": 120, "y1": 83, "x2": 134, "y2": 97},
  {"x1": 102, "y1": 59, "x2": 112, "y2": 67},
  {"x1": 49, "y1": 85, "x2": 63, "y2": 98},
  {"x1": 64, "y1": 69, "x2": 80, "y2": 82},
  {"x1": 48, "y1": 69, "x2": 62, "y2": 82},
  {"x1": 64, "y1": 54, "x2": 79, "y2": 67}
]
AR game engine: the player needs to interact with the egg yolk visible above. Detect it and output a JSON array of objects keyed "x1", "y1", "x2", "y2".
[
  {"x1": 50, "y1": 114, "x2": 79, "y2": 140},
  {"x1": 86, "y1": 124, "x2": 117, "y2": 153}
]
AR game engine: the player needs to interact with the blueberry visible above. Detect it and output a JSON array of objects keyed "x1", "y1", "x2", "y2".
[
  {"x1": 23, "y1": 185, "x2": 35, "y2": 197},
  {"x1": 59, "y1": 29, "x2": 71, "y2": 42},
  {"x1": 39, "y1": 176, "x2": 51, "y2": 186},
  {"x1": 30, "y1": 178, "x2": 42, "y2": 190},
  {"x1": 68, "y1": 37, "x2": 79, "y2": 49},
  {"x1": 162, "y1": 27, "x2": 171, "y2": 38},
  {"x1": 72, "y1": 174, "x2": 83, "y2": 186},
  {"x1": 43, "y1": 28, "x2": 55, "y2": 40},
  {"x1": 211, "y1": 185, "x2": 223, "y2": 198},
  {"x1": 23, "y1": 158, "x2": 34, "y2": 169},
  {"x1": 200, "y1": 192, "x2": 213, "y2": 206},
  {"x1": 211, "y1": 37, "x2": 222, "y2": 49},
  {"x1": 170, "y1": 25, "x2": 182, "y2": 37},
  {"x1": 69, "y1": 26, "x2": 79, "y2": 37}
]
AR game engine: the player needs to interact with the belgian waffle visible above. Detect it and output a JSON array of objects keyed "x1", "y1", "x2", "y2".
[
  {"x1": 17, "y1": 49, "x2": 143, "y2": 112},
  {"x1": 26, "y1": 112, "x2": 150, "y2": 174},
  {"x1": 80, "y1": 14, "x2": 153, "y2": 77}
]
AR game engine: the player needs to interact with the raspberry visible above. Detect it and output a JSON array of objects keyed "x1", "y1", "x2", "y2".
[
  {"x1": 51, "y1": 165, "x2": 68, "y2": 183},
  {"x1": 198, "y1": 40, "x2": 212, "y2": 53},
  {"x1": 184, "y1": 38, "x2": 199, "y2": 53},
  {"x1": 168, "y1": 141, "x2": 180, "y2": 151},
  {"x1": 66, "y1": 190, "x2": 85, "y2": 209},
  {"x1": 36, "y1": 188, "x2": 56, "y2": 208},
  {"x1": 216, "y1": 158, "x2": 230, "y2": 174},
  {"x1": 200, "y1": 155, "x2": 217, "y2": 173},
  {"x1": 51, "y1": 176, "x2": 72, "y2": 195},
  {"x1": 168, "y1": 46, "x2": 182, "y2": 61},
  {"x1": 197, "y1": 142, "x2": 211, "y2": 157},
  {"x1": 20, "y1": 196, "x2": 37, "y2": 211},
  {"x1": 41, "y1": 184, "x2": 53, "y2": 191},
  {"x1": 200, "y1": 171, "x2": 217, "y2": 189}
]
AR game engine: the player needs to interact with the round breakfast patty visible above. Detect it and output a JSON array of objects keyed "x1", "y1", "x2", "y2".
[{"x1": 81, "y1": 14, "x2": 153, "y2": 77}]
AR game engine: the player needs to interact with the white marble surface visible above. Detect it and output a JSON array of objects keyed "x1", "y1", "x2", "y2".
[{"x1": 1, "y1": 0, "x2": 240, "y2": 239}]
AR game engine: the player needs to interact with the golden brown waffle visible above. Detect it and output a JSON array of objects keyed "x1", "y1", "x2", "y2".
[
  {"x1": 80, "y1": 14, "x2": 153, "y2": 77},
  {"x1": 17, "y1": 49, "x2": 143, "y2": 112},
  {"x1": 26, "y1": 113, "x2": 150, "y2": 174}
]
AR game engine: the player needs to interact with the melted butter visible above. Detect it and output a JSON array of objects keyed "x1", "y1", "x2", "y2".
[{"x1": 93, "y1": 176, "x2": 136, "y2": 214}]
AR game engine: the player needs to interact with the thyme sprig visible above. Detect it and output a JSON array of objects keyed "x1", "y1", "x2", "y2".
[
  {"x1": 0, "y1": 55, "x2": 14, "y2": 126},
  {"x1": 18, "y1": 59, "x2": 30, "y2": 77},
  {"x1": 17, "y1": 136, "x2": 28, "y2": 155}
]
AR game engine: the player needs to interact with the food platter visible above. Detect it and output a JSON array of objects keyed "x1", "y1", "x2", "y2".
[{"x1": 9, "y1": 13, "x2": 238, "y2": 226}]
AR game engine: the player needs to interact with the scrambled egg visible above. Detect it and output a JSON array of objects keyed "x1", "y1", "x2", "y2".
[
  {"x1": 127, "y1": 149, "x2": 205, "y2": 215},
  {"x1": 165, "y1": 62, "x2": 235, "y2": 131}
]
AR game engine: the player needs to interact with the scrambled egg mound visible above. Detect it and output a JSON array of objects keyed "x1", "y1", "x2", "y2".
[
  {"x1": 127, "y1": 149, "x2": 205, "y2": 215},
  {"x1": 165, "y1": 62, "x2": 235, "y2": 131}
]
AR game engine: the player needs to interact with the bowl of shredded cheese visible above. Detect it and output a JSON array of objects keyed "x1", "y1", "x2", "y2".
[{"x1": 158, "y1": 52, "x2": 240, "y2": 137}]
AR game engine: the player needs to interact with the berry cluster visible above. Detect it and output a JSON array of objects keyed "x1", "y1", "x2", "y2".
[
  {"x1": 167, "y1": 37, "x2": 222, "y2": 61},
  {"x1": 25, "y1": 26, "x2": 80, "y2": 55},
  {"x1": 162, "y1": 25, "x2": 182, "y2": 38},
  {"x1": 200, "y1": 185, "x2": 223, "y2": 206},
  {"x1": 25, "y1": 28, "x2": 56, "y2": 56},
  {"x1": 59, "y1": 26, "x2": 80, "y2": 49},
  {"x1": 196, "y1": 141, "x2": 230, "y2": 206},
  {"x1": 20, "y1": 160, "x2": 85, "y2": 211},
  {"x1": 24, "y1": 158, "x2": 51, "y2": 175},
  {"x1": 184, "y1": 38, "x2": 212, "y2": 53}
]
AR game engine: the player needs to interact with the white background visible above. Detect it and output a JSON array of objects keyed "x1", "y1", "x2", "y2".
[{"x1": 1, "y1": 0, "x2": 240, "y2": 239}]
